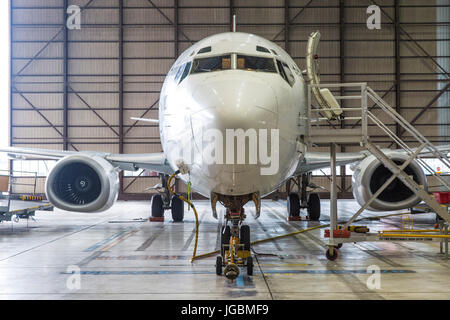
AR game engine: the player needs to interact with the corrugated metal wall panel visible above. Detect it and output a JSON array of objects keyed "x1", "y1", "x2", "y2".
[{"x1": 10, "y1": 0, "x2": 448, "y2": 198}]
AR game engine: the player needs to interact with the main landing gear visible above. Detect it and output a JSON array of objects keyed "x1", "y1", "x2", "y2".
[
  {"x1": 286, "y1": 173, "x2": 321, "y2": 221},
  {"x1": 214, "y1": 193, "x2": 258, "y2": 280},
  {"x1": 150, "y1": 174, "x2": 184, "y2": 222}
]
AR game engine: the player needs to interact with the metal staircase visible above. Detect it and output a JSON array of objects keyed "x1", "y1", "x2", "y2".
[{"x1": 305, "y1": 82, "x2": 450, "y2": 251}]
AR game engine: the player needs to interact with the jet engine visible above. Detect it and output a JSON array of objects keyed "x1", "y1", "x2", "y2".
[
  {"x1": 352, "y1": 153, "x2": 426, "y2": 211},
  {"x1": 45, "y1": 155, "x2": 120, "y2": 212}
]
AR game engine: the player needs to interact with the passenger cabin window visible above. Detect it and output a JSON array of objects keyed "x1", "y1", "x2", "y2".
[
  {"x1": 191, "y1": 55, "x2": 231, "y2": 74},
  {"x1": 276, "y1": 60, "x2": 295, "y2": 86},
  {"x1": 236, "y1": 55, "x2": 277, "y2": 73}
]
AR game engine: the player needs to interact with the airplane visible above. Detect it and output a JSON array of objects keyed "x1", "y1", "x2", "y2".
[{"x1": 1, "y1": 31, "x2": 445, "y2": 277}]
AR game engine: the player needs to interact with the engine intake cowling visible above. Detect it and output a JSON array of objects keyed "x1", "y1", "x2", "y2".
[
  {"x1": 352, "y1": 153, "x2": 426, "y2": 211},
  {"x1": 46, "y1": 155, "x2": 119, "y2": 212}
]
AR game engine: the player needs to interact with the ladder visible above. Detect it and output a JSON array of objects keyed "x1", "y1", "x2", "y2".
[{"x1": 305, "y1": 83, "x2": 450, "y2": 242}]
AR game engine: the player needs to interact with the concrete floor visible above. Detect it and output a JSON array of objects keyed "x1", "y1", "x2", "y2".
[{"x1": 0, "y1": 199, "x2": 449, "y2": 300}]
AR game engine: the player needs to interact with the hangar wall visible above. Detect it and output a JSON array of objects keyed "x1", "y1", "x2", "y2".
[{"x1": 10, "y1": 0, "x2": 449, "y2": 199}]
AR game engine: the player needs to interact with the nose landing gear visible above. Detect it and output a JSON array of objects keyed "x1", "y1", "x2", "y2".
[{"x1": 215, "y1": 205, "x2": 254, "y2": 280}]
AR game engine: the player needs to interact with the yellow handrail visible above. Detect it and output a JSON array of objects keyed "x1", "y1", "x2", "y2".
[{"x1": 380, "y1": 233, "x2": 450, "y2": 239}]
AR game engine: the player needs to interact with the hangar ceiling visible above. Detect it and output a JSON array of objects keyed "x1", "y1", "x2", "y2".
[{"x1": 10, "y1": 0, "x2": 449, "y2": 199}]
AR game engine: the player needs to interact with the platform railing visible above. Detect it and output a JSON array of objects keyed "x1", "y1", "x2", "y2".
[{"x1": 306, "y1": 82, "x2": 450, "y2": 232}]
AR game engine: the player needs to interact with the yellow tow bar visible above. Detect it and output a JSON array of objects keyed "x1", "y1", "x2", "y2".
[{"x1": 167, "y1": 171, "x2": 434, "y2": 263}]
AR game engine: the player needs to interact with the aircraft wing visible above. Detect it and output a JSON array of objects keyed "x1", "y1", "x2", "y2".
[
  {"x1": 0, "y1": 147, "x2": 173, "y2": 175},
  {"x1": 295, "y1": 151, "x2": 367, "y2": 174},
  {"x1": 296, "y1": 145, "x2": 450, "y2": 175}
]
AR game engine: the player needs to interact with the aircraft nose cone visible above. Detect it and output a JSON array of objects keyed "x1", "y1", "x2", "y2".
[
  {"x1": 189, "y1": 74, "x2": 280, "y2": 191},
  {"x1": 191, "y1": 75, "x2": 279, "y2": 130}
]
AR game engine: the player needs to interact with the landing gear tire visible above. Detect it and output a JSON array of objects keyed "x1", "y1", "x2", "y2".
[
  {"x1": 336, "y1": 243, "x2": 343, "y2": 249},
  {"x1": 151, "y1": 194, "x2": 164, "y2": 218},
  {"x1": 240, "y1": 225, "x2": 251, "y2": 251},
  {"x1": 246, "y1": 256, "x2": 254, "y2": 276},
  {"x1": 171, "y1": 195, "x2": 184, "y2": 222},
  {"x1": 216, "y1": 256, "x2": 223, "y2": 276},
  {"x1": 221, "y1": 226, "x2": 231, "y2": 257},
  {"x1": 287, "y1": 193, "x2": 300, "y2": 217},
  {"x1": 325, "y1": 247, "x2": 339, "y2": 261},
  {"x1": 307, "y1": 193, "x2": 321, "y2": 221}
]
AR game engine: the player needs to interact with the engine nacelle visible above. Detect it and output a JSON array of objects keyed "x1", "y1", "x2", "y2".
[
  {"x1": 46, "y1": 155, "x2": 120, "y2": 212},
  {"x1": 352, "y1": 153, "x2": 426, "y2": 211}
]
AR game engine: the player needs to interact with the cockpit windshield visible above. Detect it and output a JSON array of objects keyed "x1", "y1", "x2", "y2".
[
  {"x1": 191, "y1": 55, "x2": 232, "y2": 74},
  {"x1": 237, "y1": 55, "x2": 277, "y2": 73}
]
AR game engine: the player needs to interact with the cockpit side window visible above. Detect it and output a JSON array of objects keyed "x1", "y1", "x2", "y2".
[
  {"x1": 191, "y1": 55, "x2": 231, "y2": 74},
  {"x1": 174, "y1": 64, "x2": 185, "y2": 82},
  {"x1": 198, "y1": 46, "x2": 212, "y2": 54},
  {"x1": 236, "y1": 55, "x2": 277, "y2": 73},
  {"x1": 276, "y1": 60, "x2": 295, "y2": 86},
  {"x1": 282, "y1": 62, "x2": 295, "y2": 86},
  {"x1": 179, "y1": 61, "x2": 192, "y2": 84},
  {"x1": 256, "y1": 46, "x2": 270, "y2": 53}
]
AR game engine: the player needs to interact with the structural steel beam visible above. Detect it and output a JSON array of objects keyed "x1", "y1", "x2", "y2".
[
  {"x1": 272, "y1": 0, "x2": 315, "y2": 41},
  {"x1": 284, "y1": 0, "x2": 289, "y2": 53},
  {"x1": 174, "y1": 0, "x2": 179, "y2": 58},
  {"x1": 339, "y1": 0, "x2": 346, "y2": 192},
  {"x1": 371, "y1": 0, "x2": 449, "y2": 79},
  {"x1": 394, "y1": 0, "x2": 401, "y2": 141},
  {"x1": 119, "y1": 0, "x2": 124, "y2": 196},
  {"x1": 124, "y1": 100, "x2": 159, "y2": 136},
  {"x1": 146, "y1": 0, "x2": 194, "y2": 45},
  {"x1": 68, "y1": 85, "x2": 119, "y2": 137},
  {"x1": 14, "y1": 0, "x2": 97, "y2": 79},
  {"x1": 63, "y1": 0, "x2": 69, "y2": 150},
  {"x1": 393, "y1": 82, "x2": 450, "y2": 143}
]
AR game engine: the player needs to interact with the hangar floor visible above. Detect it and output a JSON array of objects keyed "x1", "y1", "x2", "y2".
[{"x1": 0, "y1": 199, "x2": 449, "y2": 300}]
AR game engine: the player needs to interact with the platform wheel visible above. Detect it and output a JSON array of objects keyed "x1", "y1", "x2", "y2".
[
  {"x1": 325, "y1": 247, "x2": 339, "y2": 261},
  {"x1": 246, "y1": 256, "x2": 254, "y2": 276},
  {"x1": 151, "y1": 194, "x2": 164, "y2": 217},
  {"x1": 216, "y1": 256, "x2": 223, "y2": 275}
]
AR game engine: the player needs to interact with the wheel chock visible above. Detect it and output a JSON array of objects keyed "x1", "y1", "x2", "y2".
[
  {"x1": 149, "y1": 217, "x2": 164, "y2": 222},
  {"x1": 337, "y1": 225, "x2": 370, "y2": 233},
  {"x1": 287, "y1": 216, "x2": 302, "y2": 221},
  {"x1": 324, "y1": 229, "x2": 351, "y2": 238}
]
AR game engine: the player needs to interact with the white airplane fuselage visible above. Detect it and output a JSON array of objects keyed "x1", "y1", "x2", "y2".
[{"x1": 160, "y1": 32, "x2": 307, "y2": 198}]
